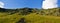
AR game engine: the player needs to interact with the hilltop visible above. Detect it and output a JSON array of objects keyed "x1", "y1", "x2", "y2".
[{"x1": 0, "y1": 7, "x2": 59, "y2": 16}]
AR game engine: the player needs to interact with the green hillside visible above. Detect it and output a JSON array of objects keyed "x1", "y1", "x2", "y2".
[{"x1": 0, "y1": 8, "x2": 60, "y2": 23}]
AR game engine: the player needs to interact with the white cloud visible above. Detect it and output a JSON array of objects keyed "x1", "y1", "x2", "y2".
[
  {"x1": 42, "y1": 0, "x2": 58, "y2": 9},
  {"x1": 0, "y1": 1, "x2": 4, "y2": 8}
]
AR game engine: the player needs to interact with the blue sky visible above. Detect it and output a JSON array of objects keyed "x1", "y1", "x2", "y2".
[{"x1": 0, "y1": 0, "x2": 60, "y2": 9}]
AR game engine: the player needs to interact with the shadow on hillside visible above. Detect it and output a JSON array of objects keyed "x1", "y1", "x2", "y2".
[{"x1": 16, "y1": 18, "x2": 26, "y2": 23}]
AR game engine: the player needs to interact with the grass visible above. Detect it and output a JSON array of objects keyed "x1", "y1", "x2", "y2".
[
  {"x1": 0, "y1": 13, "x2": 60, "y2": 23},
  {"x1": 25, "y1": 13, "x2": 60, "y2": 23}
]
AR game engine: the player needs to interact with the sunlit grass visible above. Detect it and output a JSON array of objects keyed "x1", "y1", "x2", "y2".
[{"x1": 0, "y1": 13, "x2": 60, "y2": 23}]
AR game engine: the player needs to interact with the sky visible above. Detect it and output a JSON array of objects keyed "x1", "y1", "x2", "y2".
[{"x1": 0, "y1": 0, "x2": 60, "y2": 9}]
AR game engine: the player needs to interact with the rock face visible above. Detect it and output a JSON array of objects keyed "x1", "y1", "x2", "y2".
[{"x1": 42, "y1": 0, "x2": 58, "y2": 9}]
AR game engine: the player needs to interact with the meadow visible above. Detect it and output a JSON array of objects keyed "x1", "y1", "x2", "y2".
[
  {"x1": 0, "y1": 8, "x2": 60, "y2": 23},
  {"x1": 0, "y1": 13, "x2": 60, "y2": 23}
]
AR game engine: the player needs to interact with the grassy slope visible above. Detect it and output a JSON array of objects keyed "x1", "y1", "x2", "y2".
[
  {"x1": 0, "y1": 13, "x2": 60, "y2": 23},
  {"x1": 0, "y1": 13, "x2": 23, "y2": 23},
  {"x1": 25, "y1": 13, "x2": 60, "y2": 23},
  {"x1": 0, "y1": 8, "x2": 59, "y2": 23}
]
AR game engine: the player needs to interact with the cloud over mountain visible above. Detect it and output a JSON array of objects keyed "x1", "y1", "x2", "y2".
[
  {"x1": 0, "y1": 1, "x2": 4, "y2": 8},
  {"x1": 42, "y1": 0, "x2": 58, "y2": 9}
]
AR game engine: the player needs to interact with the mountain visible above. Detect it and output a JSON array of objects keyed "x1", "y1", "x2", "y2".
[
  {"x1": 38, "y1": 8, "x2": 60, "y2": 16},
  {"x1": 0, "y1": 7, "x2": 60, "y2": 23},
  {"x1": 0, "y1": 7, "x2": 59, "y2": 16}
]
